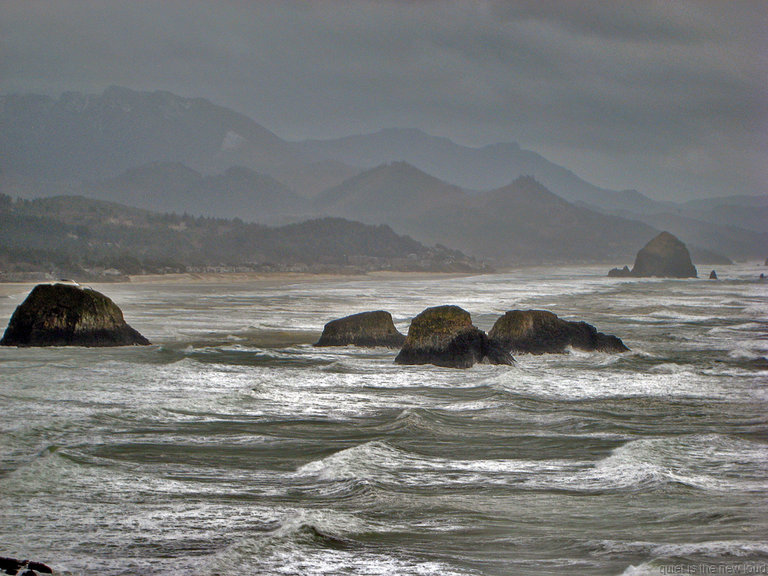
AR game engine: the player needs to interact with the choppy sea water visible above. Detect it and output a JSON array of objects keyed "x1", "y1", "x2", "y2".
[{"x1": 1, "y1": 265, "x2": 766, "y2": 576}]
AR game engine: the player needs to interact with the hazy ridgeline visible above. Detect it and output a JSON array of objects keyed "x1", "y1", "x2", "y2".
[{"x1": 1, "y1": 87, "x2": 765, "y2": 280}]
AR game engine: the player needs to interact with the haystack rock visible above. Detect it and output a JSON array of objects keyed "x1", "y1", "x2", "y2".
[
  {"x1": 488, "y1": 310, "x2": 629, "y2": 355},
  {"x1": 394, "y1": 305, "x2": 512, "y2": 368},
  {"x1": 0, "y1": 283, "x2": 150, "y2": 347},
  {"x1": 315, "y1": 310, "x2": 405, "y2": 348},
  {"x1": 608, "y1": 231, "x2": 697, "y2": 278},
  {"x1": 632, "y1": 232, "x2": 697, "y2": 277}
]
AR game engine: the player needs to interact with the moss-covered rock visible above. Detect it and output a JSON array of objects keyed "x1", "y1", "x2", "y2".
[
  {"x1": 488, "y1": 309, "x2": 628, "y2": 355},
  {"x1": 0, "y1": 283, "x2": 150, "y2": 347},
  {"x1": 395, "y1": 305, "x2": 513, "y2": 368},
  {"x1": 315, "y1": 310, "x2": 405, "y2": 347}
]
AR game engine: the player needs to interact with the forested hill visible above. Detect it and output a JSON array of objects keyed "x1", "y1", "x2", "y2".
[{"x1": 0, "y1": 194, "x2": 484, "y2": 281}]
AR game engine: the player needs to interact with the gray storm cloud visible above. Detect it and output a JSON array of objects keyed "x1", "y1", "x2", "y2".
[{"x1": 0, "y1": 0, "x2": 765, "y2": 199}]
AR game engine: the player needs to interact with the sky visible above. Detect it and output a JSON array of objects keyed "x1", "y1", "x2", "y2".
[{"x1": 1, "y1": 0, "x2": 766, "y2": 201}]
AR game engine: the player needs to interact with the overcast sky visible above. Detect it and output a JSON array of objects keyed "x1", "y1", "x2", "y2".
[{"x1": 1, "y1": 0, "x2": 766, "y2": 200}]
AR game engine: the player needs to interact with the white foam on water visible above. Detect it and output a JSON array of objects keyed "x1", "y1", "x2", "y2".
[
  {"x1": 614, "y1": 540, "x2": 768, "y2": 576},
  {"x1": 489, "y1": 359, "x2": 728, "y2": 400},
  {"x1": 2, "y1": 267, "x2": 767, "y2": 575},
  {"x1": 294, "y1": 439, "x2": 597, "y2": 490},
  {"x1": 204, "y1": 507, "x2": 479, "y2": 576},
  {"x1": 561, "y1": 435, "x2": 768, "y2": 493}
]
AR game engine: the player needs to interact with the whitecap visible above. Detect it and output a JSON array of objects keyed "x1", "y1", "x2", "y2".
[
  {"x1": 728, "y1": 346, "x2": 767, "y2": 361},
  {"x1": 204, "y1": 508, "x2": 477, "y2": 576},
  {"x1": 559, "y1": 435, "x2": 768, "y2": 493},
  {"x1": 294, "y1": 440, "x2": 404, "y2": 482}
]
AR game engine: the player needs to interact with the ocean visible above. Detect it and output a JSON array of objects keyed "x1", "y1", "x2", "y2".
[{"x1": 1, "y1": 265, "x2": 766, "y2": 575}]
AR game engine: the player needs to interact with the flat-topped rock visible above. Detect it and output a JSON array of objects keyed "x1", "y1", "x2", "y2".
[
  {"x1": 0, "y1": 283, "x2": 150, "y2": 347},
  {"x1": 395, "y1": 305, "x2": 512, "y2": 368},
  {"x1": 488, "y1": 309, "x2": 629, "y2": 355},
  {"x1": 315, "y1": 310, "x2": 405, "y2": 348}
]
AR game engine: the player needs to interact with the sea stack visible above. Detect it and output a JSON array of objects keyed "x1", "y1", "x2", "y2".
[
  {"x1": 315, "y1": 310, "x2": 405, "y2": 347},
  {"x1": 608, "y1": 231, "x2": 697, "y2": 278},
  {"x1": 488, "y1": 310, "x2": 629, "y2": 355},
  {"x1": 709, "y1": 270, "x2": 718, "y2": 279},
  {"x1": 0, "y1": 283, "x2": 150, "y2": 347},
  {"x1": 395, "y1": 305, "x2": 512, "y2": 368}
]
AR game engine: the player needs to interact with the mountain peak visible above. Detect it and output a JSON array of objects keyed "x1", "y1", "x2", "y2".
[
  {"x1": 102, "y1": 85, "x2": 136, "y2": 99},
  {"x1": 315, "y1": 160, "x2": 466, "y2": 223},
  {"x1": 377, "y1": 127, "x2": 429, "y2": 137},
  {"x1": 489, "y1": 175, "x2": 564, "y2": 201}
]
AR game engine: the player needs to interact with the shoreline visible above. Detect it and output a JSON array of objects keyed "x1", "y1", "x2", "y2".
[
  {"x1": 2, "y1": 260, "x2": 758, "y2": 298},
  {"x1": 125, "y1": 269, "x2": 480, "y2": 287},
  {"x1": 0, "y1": 270, "x2": 479, "y2": 298}
]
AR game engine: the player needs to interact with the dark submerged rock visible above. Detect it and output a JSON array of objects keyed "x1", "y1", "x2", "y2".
[
  {"x1": 0, "y1": 557, "x2": 53, "y2": 575},
  {"x1": 314, "y1": 310, "x2": 405, "y2": 348},
  {"x1": 488, "y1": 309, "x2": 629, "y2": 355},
  {"x1": 395, "y1": 305, "x2": 513, "y2": 368},
  {"x1": 0, "y1": 283, "x2": 150, "y2": 347},
  {"x1": 709, "y1": 270, "x2": 718, "y2": 279}
]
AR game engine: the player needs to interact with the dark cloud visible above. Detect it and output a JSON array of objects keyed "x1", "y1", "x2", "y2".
[{"x1": 0, "y1": 0, "x2": 765, "y2": 199}]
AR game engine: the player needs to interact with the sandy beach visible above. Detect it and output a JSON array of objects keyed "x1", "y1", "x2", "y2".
[{"x1": 0, "y1": 270, "x2": 478, "y2": 299}]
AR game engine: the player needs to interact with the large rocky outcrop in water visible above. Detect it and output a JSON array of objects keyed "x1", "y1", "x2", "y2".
[
  {"x1": 488, "y1": 310, "x2": 629, "y2": 355},
  {"x1": 632, "y1": 232, "x2": 697, "y2": 278},
  {"x1": 0, "y1": 283, "x2": 150, "y2": 347},
  {"x1": 608, "y1": 231, "x2": 697, "y2": 278},
  {"x1": 395, "y1": 305, "x2": 512, "y2": 368},
  {"x1": 315, "y1": 310, "x2": 405, "y2": 348}
]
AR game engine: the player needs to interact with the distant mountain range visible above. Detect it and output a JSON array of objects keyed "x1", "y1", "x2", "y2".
[
  {"x1": 84, "y1": 163, "x2": 310, "y2": 224},
  {"x1": 314, "y1": 162, "x2": 734, "y2": 264},
  {"x1": 296, "y1": 127, "x2": 668, "y2": 214},
  {"x1": 1, "y1": 86, "x2": 765, "y2": 264},
  {"x1": 0, "y1": 86, "x2": 300, "y2": 179}
]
